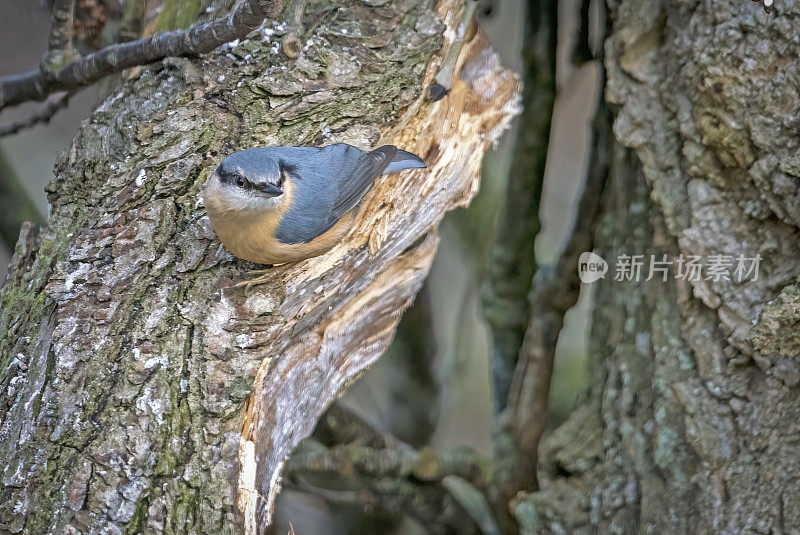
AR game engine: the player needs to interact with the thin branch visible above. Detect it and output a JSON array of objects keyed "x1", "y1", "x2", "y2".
[
  {"x1": 47, "y1": 0, "x2": 77, "y2": 54},
  {"x1": 286, "y1": 439, "x2": 492, "y2": 533},
  {"x1": 313, "y1": 402, "x2": 396, "y2": 449},
  {"x1": 290, "y1": 441, "x2": 492, "y2": 488},
  {"x1": 118, "y1": 0, "x2": 148, "y2": 43},
  {"x1": 295, "y1": 403, "x2": 496, "y2": 532},
  {"x1": 495, "y1": 95, "x2": 612, "y2": 505},
  {"x1": 281, "y1": 0, "x2": 309, "y2": 59},
  {"x1": 0, "y1": 0, "x2": 286, "y2": 111},
  {"x1": 0, "y1": 92, "x2": 72, "y2": 138}
]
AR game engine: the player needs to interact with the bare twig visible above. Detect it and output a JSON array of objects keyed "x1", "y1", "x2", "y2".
[
  {"x1": 118, "y1": 0, "x2": 148, "y2": 43},
  {"x1": 292, "y1": 402, "x2": 495, "y2": 532},
  {"x1": 314, "y1": 402, "x2": 396, "y2": 449},
  {"x1": 287, "y1": 438, "x2": 492, "y2": 533},
  {"x1": 495, "y1": 97, "x2": 612, "y2": 505},
  {"x1": 47, "y1": 0, "x2": 77, "y2": 55},
  {"x1": 41, "y1": 1, "x2": 77, "y2": 91},
  {"x1": 281, "y1": 0, "x2": 309, "y2": 59},
  {"x1": 314, "y1": 403, "x2": 491, "y2": 487},
  {"x1": 0, "y1": 0, "x2": 286, "y2": 111},
  {"x1": 0, "y1": 92, "x2": 72, "y2": 138}
]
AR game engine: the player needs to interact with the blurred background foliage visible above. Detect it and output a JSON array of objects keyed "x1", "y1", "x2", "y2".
[{"x1": 0, "y1": 0, "x2": 600, "y2": 532}]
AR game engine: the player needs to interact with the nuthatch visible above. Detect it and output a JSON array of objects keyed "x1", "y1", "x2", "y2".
[{"x1": 202, "y1": 144, "x2": 426, "y2": 265}]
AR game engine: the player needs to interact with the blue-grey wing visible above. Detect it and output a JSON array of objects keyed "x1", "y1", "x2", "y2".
[
  {"x1": 273, "y1": 145, "x2": 341, "y2": 245},
  {"x1": 273, "y1": 144, "x2": 366, "y2": 243},
  {"x1": 325, "y1": 145, "x2": 397, "y2": 229},
  {"x1": 274, "y1": 144, "x2": 419, "y2": 244}
]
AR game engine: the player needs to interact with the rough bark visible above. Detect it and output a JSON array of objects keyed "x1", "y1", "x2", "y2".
[
  {"x1": 513, "y1": 1, "x2": 800, "y2": 533},
  {"x1": 0, "y1": 1, "x2": 519, "y2": 533},
  {"x1": 0, "y1": 0, "x2": 286, "y2": 109}
]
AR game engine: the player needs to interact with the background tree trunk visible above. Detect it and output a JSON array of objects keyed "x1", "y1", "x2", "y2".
[
  {"x1": 513, "y1": 1, "x2": 800, "y2": 533},
  {"x1": 0, "y1": 1, "x2": 518, "y2": 533}
]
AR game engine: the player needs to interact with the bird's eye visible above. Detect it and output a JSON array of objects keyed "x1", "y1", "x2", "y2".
[{"x1": 235, "y1": 175, "x2": 245, "y2": 188}]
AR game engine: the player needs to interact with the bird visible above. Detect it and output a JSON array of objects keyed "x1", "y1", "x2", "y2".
[{"x1": 202, "y1": 143, "x2": 426, "y2": 266}]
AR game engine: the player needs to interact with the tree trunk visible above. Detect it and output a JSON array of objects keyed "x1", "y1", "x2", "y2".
[
  {"x1": 0, "y1": 1, "x2": 518, "y2": 533},
  {"x1": 513, "y1": 1, "x2": 800, "y2": 533}
]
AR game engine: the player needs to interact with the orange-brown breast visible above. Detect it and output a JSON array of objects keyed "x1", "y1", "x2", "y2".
[
  {"x1": 205, "y1": 174, "x2": 354, "y2": 265},
  {"x1": 248, "y1": 214, "x2": 354, "y2": 264}
]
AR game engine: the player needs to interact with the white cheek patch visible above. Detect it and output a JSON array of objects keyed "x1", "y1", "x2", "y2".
[{"x1": 229, "y1": 186, "x2": 283, "y2": 212}]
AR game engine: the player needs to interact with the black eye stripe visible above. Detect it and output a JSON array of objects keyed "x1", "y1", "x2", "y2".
[
  {"x1": 218, "y1": 166, "x2": 253, "y2": 189},
  {"x1": 218, "y1": 162, "x2": 284, "y2": 192}
]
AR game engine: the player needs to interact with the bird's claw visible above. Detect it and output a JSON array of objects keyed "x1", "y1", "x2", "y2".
[{"x1": 235, "y1": 269, "x2": 274, "y2": 289}]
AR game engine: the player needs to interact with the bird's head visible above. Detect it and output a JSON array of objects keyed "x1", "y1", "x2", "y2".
[{"x1": 203, "y1": 148, "x2": 290, "y2": 215}]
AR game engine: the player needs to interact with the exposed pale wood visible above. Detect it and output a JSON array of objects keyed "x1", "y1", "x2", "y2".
[
  {"x1": 0, "y1": 1, "x2": 518, "y2": 533},
  {"x1": 239, "y1": 24, "x2": 520, "y2": 532}
]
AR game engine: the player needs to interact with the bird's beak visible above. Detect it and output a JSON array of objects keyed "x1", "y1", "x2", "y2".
[{"x1": 258, "y1": 183, "x2": 283, "y2": 197}]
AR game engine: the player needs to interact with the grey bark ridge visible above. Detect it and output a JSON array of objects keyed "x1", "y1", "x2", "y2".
[{"x1": 513, "y1": 2, "x2": 800, "y2": 533}]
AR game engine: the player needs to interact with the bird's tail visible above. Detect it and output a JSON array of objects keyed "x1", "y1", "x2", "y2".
[{"x1": 383, "y1": 147, "x2": 426, "y2": 174}]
